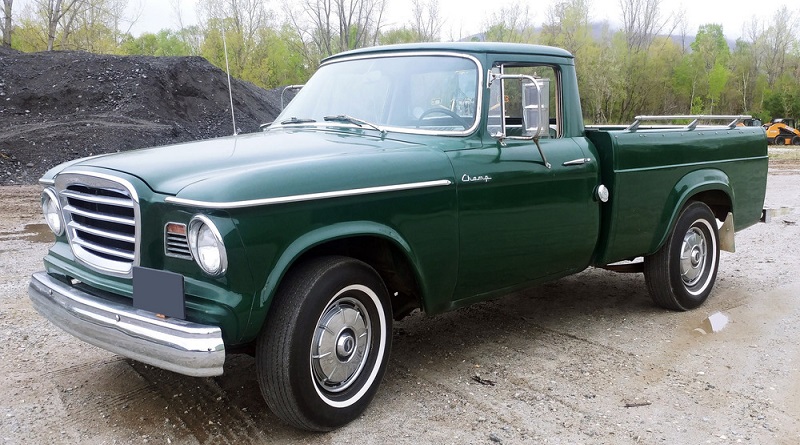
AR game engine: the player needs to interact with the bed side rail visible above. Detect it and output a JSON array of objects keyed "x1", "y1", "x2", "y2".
[{"x1": 626, "y1": 115, "x2": 752, "y2": 132}]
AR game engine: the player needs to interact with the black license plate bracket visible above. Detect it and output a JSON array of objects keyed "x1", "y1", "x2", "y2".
[{"x1": 132, "y1": 267, "x2": 186, "y2": 319}]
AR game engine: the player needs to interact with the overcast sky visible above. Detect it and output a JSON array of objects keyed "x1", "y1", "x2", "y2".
[{"x1": 16, "y1": 0, "x2": 800, "y2": 41}]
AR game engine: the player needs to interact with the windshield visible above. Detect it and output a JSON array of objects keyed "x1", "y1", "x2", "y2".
[{"x1": 273, "y1": 54, "x2": 480, "y2": 134}]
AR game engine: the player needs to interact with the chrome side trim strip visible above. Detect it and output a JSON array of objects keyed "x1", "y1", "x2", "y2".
[{"x1": 165, "y1": 179, "x2": 453, "y2": 209}]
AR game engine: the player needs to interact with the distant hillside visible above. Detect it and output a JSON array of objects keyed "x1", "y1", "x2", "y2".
[{"x1": 465, "y1": 21, "x2": 738, "y2": 51}]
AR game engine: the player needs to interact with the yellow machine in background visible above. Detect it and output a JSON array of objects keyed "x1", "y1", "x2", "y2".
[{"x1": 764, "y1": 118, "x2": 800, "y2": 145}]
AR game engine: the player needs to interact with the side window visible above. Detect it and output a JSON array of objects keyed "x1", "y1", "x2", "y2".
[{"x1": 487, "y1": 64, "x2": 560, "y2": 139}]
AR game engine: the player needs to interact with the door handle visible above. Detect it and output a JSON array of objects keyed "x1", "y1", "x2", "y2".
[{"x1": 562, "y1": 158, "x2": 592, "y2": 166}]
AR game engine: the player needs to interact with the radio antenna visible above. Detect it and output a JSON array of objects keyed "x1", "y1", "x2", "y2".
[{"x1": 221, "y1": 25, "x2": 237, "y2": 136}]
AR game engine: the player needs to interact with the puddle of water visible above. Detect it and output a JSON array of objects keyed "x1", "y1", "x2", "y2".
[
  {"x1": 22, "y1": 223, "x2": 55, "y2": 243},
  {"x1": 694, "y1": 312, "x2": 729, "y2": 335},
  {"x1": 0, "y1": 223, "x2": 54, "y2": 244}
]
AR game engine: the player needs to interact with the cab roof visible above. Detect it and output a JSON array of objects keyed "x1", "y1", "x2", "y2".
[{"x1": 323, "y1": 42, "x2": 575, "y2": 63}]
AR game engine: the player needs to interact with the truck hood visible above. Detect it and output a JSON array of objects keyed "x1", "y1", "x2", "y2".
[{"x1": 65, "y1": 128, "x2": 457, "y2": 203}]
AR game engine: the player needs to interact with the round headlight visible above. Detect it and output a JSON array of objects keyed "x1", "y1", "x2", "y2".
[
  {"x1": 188, "y1": 215, "x2": 228, "y2": 276},
  {"x1": 41, "y1": 188, "x2": 64, "y2": 236}
]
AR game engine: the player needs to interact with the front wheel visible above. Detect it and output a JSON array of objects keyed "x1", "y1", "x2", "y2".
[
  {"x1": 256, "y1": 256, "x2": 392, "y2": 431},
  {"x1": 644, "y1": 201, "x2": 720, "y2": 311}
]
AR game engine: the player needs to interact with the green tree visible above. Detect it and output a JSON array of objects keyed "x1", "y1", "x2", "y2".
[
  {"x1": 540, "y1": 0, "x2": 611, "y2": 123},
  {"x1": 481, "y1": 1, "x2": 535, "y2": 43},
  {"x1": 10, "y1": 15, "x2": 48, "y2": 51},
  {"x1": 706, "y1": 62, "x2": 730, "y2": 113},
  {"x1": 763, "y1": 74, "x2": 800, "y2": 119},
  {"x1": 671, "y1": 52, "x2": 698, "y2": 113},
  {"x1": 379, "y1": 27, "x2": 418, "y2": 45},
  {"x1": 286, "y1": 0, "x2": 387, "y2": 66},
  {"x1": 540, "y1": 0, "x2": 591, "y2": 55},
  {"x1": 613, "y1": 0, "x2": 675, "y2": 122},
  {"x1": 691, "y1": 24, "x2": 729, "y2": 69},
  {"x1": 688, "y1": 24, "x2": 731, "y2": 113},
  {"x1": 727, "y1": 39, "x2": 761, "y2": 114},
  {"x1": 120, "y1": 29, "x2": 192, "y2": 56}
]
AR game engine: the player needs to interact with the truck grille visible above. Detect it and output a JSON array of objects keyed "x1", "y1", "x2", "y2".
[{"x1": 55, "y1": 173, "x2": 140, "y2": 277}]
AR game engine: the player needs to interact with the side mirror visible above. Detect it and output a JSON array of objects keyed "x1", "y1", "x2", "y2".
[
  {"x1": 487, "y1": 71, "x2": 552, "y2": 168},
  {"x1": 522, "y1": 78, "x2": 549, "y2": 139},
  {"x1": 487, "y1": 72, "x2": 549, "y2": 140}
]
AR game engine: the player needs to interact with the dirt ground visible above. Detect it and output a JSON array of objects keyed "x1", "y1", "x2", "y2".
[{"x1": 1, "y1": 154, "x2": 799, "y2": 445}]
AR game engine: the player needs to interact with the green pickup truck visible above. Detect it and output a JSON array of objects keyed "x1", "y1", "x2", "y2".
[{"x1": 29, "y1": 42, "x2": 767, "y2": 431}]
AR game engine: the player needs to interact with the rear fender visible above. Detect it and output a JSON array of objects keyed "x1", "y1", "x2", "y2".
[{"x1": 651, "y1": 169, "x2": 733, "y2": 254}]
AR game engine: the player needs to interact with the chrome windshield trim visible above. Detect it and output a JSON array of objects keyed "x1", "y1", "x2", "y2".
[
  {"x1": 271, "y1": 51, "x2": 484, "y2": 137},
  {"x1": 165, "y1": 179, "x2": 453, "y2": 209}
]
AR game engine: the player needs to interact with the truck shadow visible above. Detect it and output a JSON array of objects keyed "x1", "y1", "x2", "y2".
[{"x1": 93, "y1": 267, "x2": 657, "y2": 441}]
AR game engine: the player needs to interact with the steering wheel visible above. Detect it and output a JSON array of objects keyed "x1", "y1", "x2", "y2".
[{"x1": 417, "y1": 107, "x2": 470, "y2": 129}]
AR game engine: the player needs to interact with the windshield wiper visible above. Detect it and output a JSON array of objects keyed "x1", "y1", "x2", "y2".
[
  {"x1": 280, "y1": 117, "x2": 316, "y2": 125},
  {"x1": 323, "y1": 114, "x2": 386, "y2": 135}
]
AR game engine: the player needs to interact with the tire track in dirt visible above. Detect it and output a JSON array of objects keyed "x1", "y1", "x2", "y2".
[
  {"x1": 126, "y1": 360, "x2": 277, "y2": 444},
  {"x1": 45, "y1": 356, "x2": 127, "y2": 378}
]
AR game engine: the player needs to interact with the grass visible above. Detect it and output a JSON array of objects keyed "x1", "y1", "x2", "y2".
[{"x1": 768, "y1": 146, "x2": 800, "y2": 161}]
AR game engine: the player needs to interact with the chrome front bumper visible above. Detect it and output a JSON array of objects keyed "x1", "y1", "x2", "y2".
[{"x1": 28, "y1": 271, "x2": 225, "y2": 377}]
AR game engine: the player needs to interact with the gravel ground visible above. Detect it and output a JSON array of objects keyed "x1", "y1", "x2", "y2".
[{"x1": 0, "y1": 152, "x2": 798, "y2": 444}]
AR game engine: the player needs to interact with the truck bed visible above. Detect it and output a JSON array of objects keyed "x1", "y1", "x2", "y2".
[{"x1": 585, "y1": 125, "x2": 768, "y2": 265}]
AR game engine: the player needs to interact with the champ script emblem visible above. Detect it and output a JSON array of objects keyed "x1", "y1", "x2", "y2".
[{"x1": 461, "y1": 174, "x2": 492, "y2": 183}]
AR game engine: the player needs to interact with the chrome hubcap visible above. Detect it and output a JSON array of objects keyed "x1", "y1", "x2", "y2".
[
  {"x1": 311, "y1": 297, "x2": 370, "y2": 393},
  {"x1": 680, "y1": 227, "x2": 707, "y2": 286}
]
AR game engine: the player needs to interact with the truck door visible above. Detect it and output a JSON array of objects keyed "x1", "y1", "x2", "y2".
[{"x1": 447, "y1": 63, "x2": 600, "y2": 300}]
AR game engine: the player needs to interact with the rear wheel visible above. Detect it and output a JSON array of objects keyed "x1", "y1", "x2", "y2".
[
  {"x1": 256, "y1": 256, "x2": 392, "y2": 431},
  {"x1": 792, "y1": 136, "x2": 800, "y2": 145},
  {"x1": 644, "y1": 202, "x2": 720, "y2": 311}
]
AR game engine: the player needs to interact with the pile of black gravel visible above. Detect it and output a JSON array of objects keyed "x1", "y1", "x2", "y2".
[{"x1": 0, "y1": 50, "x2": 289, "y2": 185}]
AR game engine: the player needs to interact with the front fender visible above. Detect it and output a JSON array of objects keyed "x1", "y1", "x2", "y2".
[
  {"x1": 246, "y1": 221, "x2": 425, "y2": 336},
  {"x1": 650, "y1": 169, "x2": 733, "y2": 253}
]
